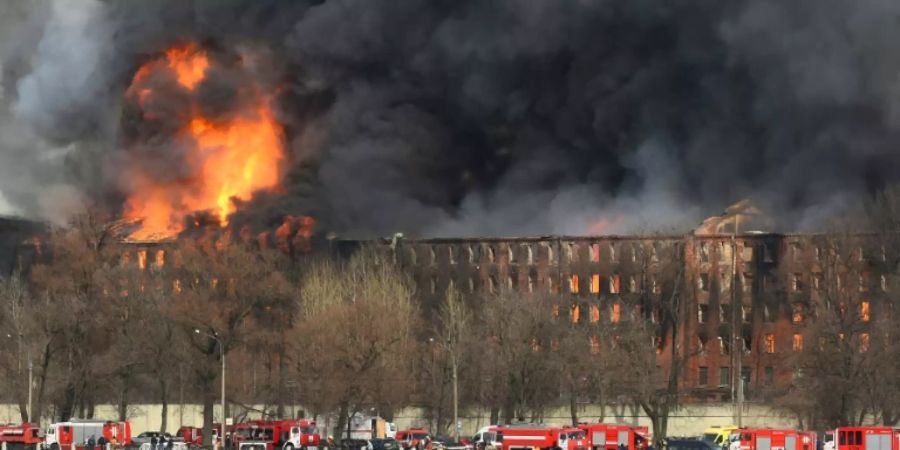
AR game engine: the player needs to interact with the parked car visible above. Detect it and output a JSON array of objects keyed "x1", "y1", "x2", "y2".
[
  {"x1": 133, "y1": 432, "x2": 175, "y2": 447},
  {"x1": 432, "y1": 437, "x2": 467, "y2": 450},
  {"x1": 370, "y1": 438, "x2": 401, "y2": 450},
  {"x1": 342, "y1": 439, "x2": 371, "y2": 450}
]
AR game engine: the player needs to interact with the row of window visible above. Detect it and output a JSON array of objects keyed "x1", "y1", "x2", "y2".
[
  {"x1": 554, "y1": 302, "x2": 658, "y2": 325},
  {"x1": 697, "y1": 301, "x2": 871, "y2": 326},
  {"x1": 120, "y1": 249, "x2": 166, "y2": 269},
  {"x1": 403, "y1": 241, "x2": 670, "y2": 267},
  {"x1": 697, "y1": 331, "x2": 870, "y2": 355}
]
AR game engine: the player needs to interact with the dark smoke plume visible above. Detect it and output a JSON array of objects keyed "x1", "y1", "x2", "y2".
[{"x1": 3, "y1": 0, "x2": 900, "y2": 237}]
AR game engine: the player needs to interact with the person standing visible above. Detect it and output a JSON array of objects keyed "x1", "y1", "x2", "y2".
[{"x1": 151, "y1": 435, "x2": 158, "y2": 450}]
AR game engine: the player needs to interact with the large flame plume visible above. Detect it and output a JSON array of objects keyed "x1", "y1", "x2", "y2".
[{"x1": 123, "y1": 44, "x2": 284, "y2": 240}]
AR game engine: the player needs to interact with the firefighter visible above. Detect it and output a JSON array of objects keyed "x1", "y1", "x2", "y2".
[
  {"x1": 151, "y1": 435, "x2": 158, "y2": 450},
  {"x1": 98, "y1": 435, "x2": 108, "y2": 450}
]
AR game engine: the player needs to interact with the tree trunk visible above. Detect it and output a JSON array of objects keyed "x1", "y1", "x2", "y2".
[
  {"x1": 489, "y1": 407, "x2": 499, "y2": 425},
  {"x1": 118, "y1": 384, "x2": 129, "y2": 421},
  {"x1": 159, "y1": 377, "x2": 169, "y2": 433},
  {"x1": 33, "y1": 343, "x2": 52, "y2": 423},
  {"x1": 334, "y1": 401, "x2": 349, "y2": 441},
  {"x1": 568, "y1": 386, "x2": 578, "y2": 426},
  {"x1": 203, "y1": 388, "x2": 215, "y2": 447},
  {"x1": 276, "y1": 333, "x2": 286, "y2": 419}
]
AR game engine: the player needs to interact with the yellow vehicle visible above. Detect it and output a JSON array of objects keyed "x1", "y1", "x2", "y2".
[{"x1": 701, "y1": 426, "x2": 738, "y2": 449}]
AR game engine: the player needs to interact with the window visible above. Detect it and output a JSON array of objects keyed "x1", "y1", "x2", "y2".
[
  {"x1": 719, "y1": 367, "x2": 730, "y2": 386},
  {"x1": 628, "y1": 276, "x2": 637, "y2": 293},
  {"x1": 742, "y1": 272, "x2": 753, "y2": 293},
  {"x1": 590, "y1": 335, "x2": 600, "y2": 354},
  {"x1": 719, "y1": 305, "x2": 727, "y2": 323},
  {"x1": 590, "y1": 304, "x2": 601, "y2": 323},
  {"x1": 154, "y1": 250, "x2": 165, "y2": 268},
  {"x1": 698, "y1": 335, "x2": 708, "y2": 353},
  {"x1": 718, "y1": 335, "x2": 730, "y2": 355},
  {"x1": 408, "y1": 248, "x2": 417, "y2": 265},
  {"x1": 791, "y1": 273, "x2": 803, "y2": 292},
  {"x1": 698, "y1": 366, "x2": 709, "y2": 386},
  {"x1": 569, "y1": 274, "x2": 580, "y2": 294},
  {"x1": 488, "y1": 276, "x2": 497, "y2": 293},
  {"x1": 467, "y1": 246, "x2": 475, "y2": 264},
  {"x1": 547, "y1": 244, "x2": 555, "y2": 263},
  {"x1": 790, "y1": 242, "x2": 801, "y2": 261},
  {"x1": 763, "y1": 305, "x2": 772, "y2": 322},
  {"x1": 651, "y1": 243, "x2": 659, "y2": 262},
  {"x1": 590, "y1": 244, "x2": 601, "y2": 262},
  {"x1": 136, "y1": 250, "x2": 148, "y2": 270},
  {"x1": 793, "y1": 333, "x2": 803, "y2": 351},
  {"x1": 468, "y1": 277, "x2": 475, "y2": 293},
  {"x1": 630, "y1": 244, "x2": 638, "y2": 262},
  {"x1": 571, "y1": 304, "x2": 580, "y2": 324},
  {"x1": 590, "y1": 274, "x2": 601, "y2": 294},
  {"x1": 720, "y1": 270, "x2": 730, "y2": 293},
  {"x1": 566, "y1": 243, "x2": 576, "y2": 262},
  {"x1": 720, "y1": 242, "x2": 731, "y2": 262},
  {"x1": 527, "y1": 274, "x2": 535, "y2": 293},
  {"x1": 882, "y1": 274, "x2": 889, "y2": 292},
  {"x1": 448, "y1": 246, "x2": 456, "y2": 265},
  {"x1": 763, "y1": 243, "x2": 774, "y2": 262},
  {"x1": 699, "y1": 273, "x2": 709, "y2": 291},
  {"x1": 742, "y1": 244, "x2": 754, "y2": 261},
  {"x1": 812, "y1": 272, "x2": 823, "y2": 290},
  {"x1": 741, "y1": 306, "x2": 750, "y2": 323},
  {"x1": 551, "y1": 304, "x2": 559, "y2": 319},
  {"x1": 508, "y1": 246, "x2": 516, "y2": 264},
  {"x1": 487, "y1": 246, "x2": 496, "y2": 263},
  {"x1": 525, "y1": 245, "x2": 534, "y2": 264},
  {"x1": 611, "y1": 303, "x2": 621, "y2": 323},
  {"x1": 506, "y1": 276, "x2": 514, "y2": 290},
  {"x1": 861, "y1": 301, "x2": 870, "y2": 322},
  {"x1": 741, "y1": 366, "x2": 751, "y2": 384},
  {"x1": 859, "y1": 273, "x2": 870, "y2": 292},
  {"x1": 792, "y1": 304, "x2": 804, "y2": 324},
  {"x1": 814, "y1": 246, "x2": 822, "y2": 261},
  {"x1": 430, "y1": 246, "x2": 437, "y2": 265},
  {"x1": 448, "y1": 279, "x2": 455, "y2": 293},
  {"x1": 764, "y1": 366, "x2": 774, "y2": 385},
  {"x1": 609, "y1": 274, "x2": 621, "y2": 294},
  {"x1": 858, "y1": 247, "x2": 864, "y2": 261},
  {"x1": 765, "y1": 333, "x2": 776, "y2": 353},
  {"x1": 861, "y1": 333, "x2": 870, "y2": 353},
  {"x1": 430, "y1": 277, "x2": 437, "y2": 294},
  {"x1": 608, "y1": 244, "x2": 617, "y2": 262},
  {"x1": 699, "y1": 243, "x2": 709, "y2": 263},
  {"x1": 651, "y1": 277, "x2": 659, "y2": 294},
  {"x1": 547, "y1": 276, "x2": 554, "y2": 293},
  {"x1": 698, "y1": 305, "x2": 709, "y2": 324}
]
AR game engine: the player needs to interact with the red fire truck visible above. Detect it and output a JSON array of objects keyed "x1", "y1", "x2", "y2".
[
  {"x1": 492, "y1": 424, "x2": 586, "y2": 450},
  {"x1": 577, "y1": 423, "x2": 648, "y2": 450},
  {"x1": 800, "y1": 432, "x2": 818, "y2": 450},
  {"x1": 396, "y1": 428, "x2": 432, "y2": 450},
  {"x1": 44, "y1": 420, "x2": 131, "y2": 450},
  {"x1": 0, "y1": 423, "x2": 43, "y2": 450},
  {"x1": 177, "y1": 425, "x2": 223, "y2": 447},
  {"x1": 823, "y1": 427, "x2": 899, "y2": 450},
  {"x1": 727, "y1": 429, "x2": 801, "y2": 450},
  {"x1": 233, "y1": 420, "x2": 321, "y2": 450}
]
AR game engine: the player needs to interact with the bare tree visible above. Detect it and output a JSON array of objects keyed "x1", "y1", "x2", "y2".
[{"x1": 293, "y1": 249, "x2": 417, "y2": 438}]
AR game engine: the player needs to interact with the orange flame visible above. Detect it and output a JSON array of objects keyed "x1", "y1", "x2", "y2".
[{"x1": 123, "y1": 43, "x2": 284, "y2": 240}]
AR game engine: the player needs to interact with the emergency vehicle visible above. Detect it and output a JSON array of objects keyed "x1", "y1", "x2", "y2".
[
  {"x1": 577, "y1": 423, "x2": 648, "y2": 450},
  {"x1": 471, "y1": 426, "x2": 502, "y2": 450},
  {"x1": 0, "y1": 423, "x2": 43, "y2": 450},
  {"x1": 491, "y1": 424, "x2": 585, "y2": 450},
  {"x1": 799, "y1": 432, "x2": 817, "y2": 450},
  {"x1": 727, "y1": 428, "x2": 800, "y2": 450},
  {"x1": 823, "y1": 427, "x2": 899, "y2": 450},
  {"x1": 344, "y1": 416, "x2": 396, "y2": 440},
  {"x1": 396, "y1": 429, "x2": 432, "y2": 450},
  {"x1": 703, "y1": 427, "x2": 739, "y2": 450},
  {"x1": 233, "y1": 420, "x2": 320, "y2": 450},
  {"x1": 44, "y1": 420, "x2": 131, "y2": 450},
  {"x1": 176, "y1": 425, "x2": 222, "y2": 447}
]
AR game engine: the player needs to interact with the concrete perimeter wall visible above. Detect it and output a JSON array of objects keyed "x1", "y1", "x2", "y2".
[{"x1": 0, "y1": 403, "x2": 803, "y2": 437}]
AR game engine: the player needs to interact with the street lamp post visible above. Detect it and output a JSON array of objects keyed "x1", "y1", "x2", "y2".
[{"x1": 196, "y1": 330, "x2": 226, "y2": 437}]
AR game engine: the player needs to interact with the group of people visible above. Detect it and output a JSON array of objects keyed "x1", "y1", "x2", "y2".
[
  {"x1": 148, "y1": 435, "x2": 176, "y2": 450},
  {"x1": 83, "y1": 435, "x2": 109, "y2": 450}
]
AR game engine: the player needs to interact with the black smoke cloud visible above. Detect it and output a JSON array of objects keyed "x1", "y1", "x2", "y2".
[{"x1": 3, "y1": 0, "x2": 900, "y2": 236}]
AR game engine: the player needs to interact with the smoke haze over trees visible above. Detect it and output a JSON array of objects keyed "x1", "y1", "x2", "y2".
[{"x1": 3, "y1": 0, "x2": 900, "y2": 236}]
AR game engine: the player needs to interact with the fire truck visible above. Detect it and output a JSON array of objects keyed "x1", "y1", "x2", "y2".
[
  {"x1": 0, "y1": 423, "x2": 43, "y2": 450},
  {"x1": 44, "y1": 420, "x2": 131, "y2": 450},
  {"x1": 823, "y1": 427, "x2": 900, "y2": 450},
  {"x1": 491, "y1": 424, "x2": 586, "y2": 450},
  {"x1": 177, "y1": 425, "x2": 223, "y2": 447},
  {"x1": 233, "y1": 420, "x2": 320, "y2": 450},
  {"x1": 396, "y1": 429, "x2": 432, "y2": 450},
  {"x1": 727, "y1": 429, "x2": 801, "y2": 450},
  {"x1": 799, "y1": 432, "x2": 818, "y2": 450},
  {"x1": 577, "y1": 423, "x2": 648, "y2": 450}
]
